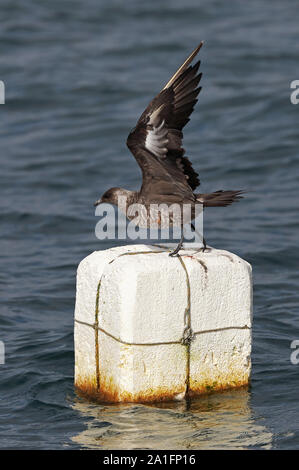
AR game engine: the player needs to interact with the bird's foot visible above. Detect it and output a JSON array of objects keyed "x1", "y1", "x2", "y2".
[
  {"x1": 169, "y1": 248, "x2": 181, "y2": 257},
  {"x1": 169, "y1": 233, "x2": 184, "y2": 257},
  {"x1": 194, "y1": 237, "x2": 208, "y2": 254}
]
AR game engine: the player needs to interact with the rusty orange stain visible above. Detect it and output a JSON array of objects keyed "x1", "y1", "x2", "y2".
[{"x1": 75, "y1": 374, "x2": 249, "y2": 404}]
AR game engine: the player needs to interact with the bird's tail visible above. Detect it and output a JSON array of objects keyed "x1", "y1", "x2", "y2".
[{"x1": 196, "y1": 190, "x2": 244, "y2": 207}]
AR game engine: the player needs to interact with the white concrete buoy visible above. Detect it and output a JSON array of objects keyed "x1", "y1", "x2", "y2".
[{"x1": 74, "y1": 244, "x2": 252, "y2": 403}]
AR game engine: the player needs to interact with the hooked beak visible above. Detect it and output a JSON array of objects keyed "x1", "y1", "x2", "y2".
[{"x1": 94, "y1": 198, "x2": 102, "y2": 207}]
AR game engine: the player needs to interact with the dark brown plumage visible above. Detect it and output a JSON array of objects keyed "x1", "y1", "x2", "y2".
[{"x1": 94, "y1": 43, "x2": 244, "y2": 256}]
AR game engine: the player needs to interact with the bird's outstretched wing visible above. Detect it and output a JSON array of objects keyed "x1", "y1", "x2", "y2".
[{"x1": 127, "y1": 43, "x2": 203, "y2": 203}]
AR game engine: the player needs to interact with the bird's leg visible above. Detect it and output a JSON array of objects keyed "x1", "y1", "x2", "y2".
[
  {"x1": 201, "y1": 236, "x2": 207, "y2": 252},
  {"x1": 169, "y1": 230, "x2": 185, "y2": 257},
  {"x1": 191, "y1": 223, "x2": 207, "y2": 252}
]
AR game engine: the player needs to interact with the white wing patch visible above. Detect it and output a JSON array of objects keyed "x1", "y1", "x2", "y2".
[{"x1": 145, "y1": 120, "x2": 168, "y2": 158}]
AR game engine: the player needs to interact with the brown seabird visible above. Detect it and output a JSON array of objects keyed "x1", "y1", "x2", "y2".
[{"x1": 94, "y1": 43, "x2": 243, "y2": 256}]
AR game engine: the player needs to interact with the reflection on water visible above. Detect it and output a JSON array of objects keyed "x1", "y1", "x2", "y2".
[{"x1": 71, "y1": 389, "x2": 272, "y2": 449}]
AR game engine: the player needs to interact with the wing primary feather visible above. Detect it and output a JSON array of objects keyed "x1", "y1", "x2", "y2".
[
  {"x1": 163, "y1": 42, "x2": 203, "y2": 90},
  {"x1": 174, "y1": 73, "x2": 202, "y2": 100},
  {"x1": 173, "y1": 61, "x2": 201, "y2": 92},
  {"x1": 175, "y1": 88, "x2": 201, "y2": 107}
]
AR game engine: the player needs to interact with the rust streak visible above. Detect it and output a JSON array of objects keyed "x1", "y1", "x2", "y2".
[
  {"x1": 221, "y1": 253, "x2": 234, "y2": 263},
  {"x1": 195, "y1": 258, "x2": 208, "y2": 274}
]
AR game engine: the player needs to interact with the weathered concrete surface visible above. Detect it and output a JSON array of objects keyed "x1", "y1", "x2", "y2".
[{"x1": 74, "y1": 244, "x2": 252, "y2": 402}]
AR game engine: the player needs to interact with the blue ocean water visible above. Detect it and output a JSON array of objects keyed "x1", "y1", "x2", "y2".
[{"x1": 0, "y1": 0, "x2": 299, "y2": 449}]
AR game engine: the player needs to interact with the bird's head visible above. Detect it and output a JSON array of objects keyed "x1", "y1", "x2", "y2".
[
  {"x1": 94, "y1": 187, "x2": 121, "y2": 207},
  {"x1": 94, "y1": 187, "x2": 125, "y2": 207}
]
